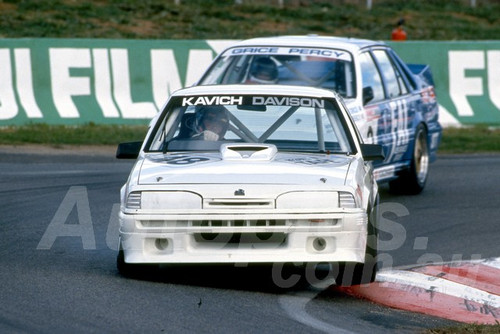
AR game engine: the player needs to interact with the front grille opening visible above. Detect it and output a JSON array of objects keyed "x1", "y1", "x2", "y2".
[
  {"x1": 203, "y1": 198, "x2": 274, "y2": 209},
  {"x1": 193, "y1": 232, "x2": 287, "y2": 247},
  {"x1": 193, "y1": 220, "x2": 285, "y2": 227},
  {"x1": 207, "y1": 201, "x2": 272, "y2": 206}
]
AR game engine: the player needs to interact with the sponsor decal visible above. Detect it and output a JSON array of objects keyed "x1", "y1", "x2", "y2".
[
  {"x1": 179, "y1": 95, "x2": 325, "y2": 108},
  {"x1": 234, "y1": 189, "x2": 245, "y2": 196},
  {"x1": 373, "y1": 165, "x2": 396, "y2": 181},
  {"x1": 288, "y1": 48, "x2": 347, "y2": 59},
  {"x1": 279, "y1": 156, "x2": 344, "y2": 165},
  {"x1": 164, "y1": 155, "x2": 211, "y2": 165},
  {"x1": 182, "y1": 96, "x2": 243, "y2": 106},
  {"x1": 226, "y1": 46, "x2": 351, "y2": 61},
  {"x1": 253, "y1": 96, "x2": 324, "y2": 108},
  {"x1": 230, "y1": 47, "x2": 280, "y2": 55}
]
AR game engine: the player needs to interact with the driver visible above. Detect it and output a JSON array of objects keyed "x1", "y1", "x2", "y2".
[
  {"x1": 247, "y1": 57, "x2": 279, "y2": 84},
  {"x1": 191, "y1": 106, "x2": 229, "y2": 141}
]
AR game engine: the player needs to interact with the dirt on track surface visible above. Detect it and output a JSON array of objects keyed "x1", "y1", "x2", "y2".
[{"x1": 0, "y1": 144, "x2": 117, "y2": 156}]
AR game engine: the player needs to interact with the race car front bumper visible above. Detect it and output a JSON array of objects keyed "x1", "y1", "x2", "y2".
[{"x1": 118, "y1": 210, "x2": 368, "y2": 264}]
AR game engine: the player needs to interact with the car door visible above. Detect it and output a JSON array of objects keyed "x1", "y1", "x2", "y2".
[
  {"x1": 358, "y1": 50, "x2": 393, "y2": 165},
  {"x1": 360, "y1": 48, "x2": 415, "y2": 167},
  {"x1": 373, "y1": 48, "x2": 414, "y2": 164}
]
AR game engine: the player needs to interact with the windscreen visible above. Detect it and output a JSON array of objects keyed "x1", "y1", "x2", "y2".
[
  {"x1": 198, "y1": 46, "x2": 356, "y2": 98},
  {"x1": 146, "y1": 94, "x2": 355, "y2": 155}
]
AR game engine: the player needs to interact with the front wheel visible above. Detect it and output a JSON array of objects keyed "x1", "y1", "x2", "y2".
[{"x1": 389, "y1": 124, "x2": 429, "y2": 195}]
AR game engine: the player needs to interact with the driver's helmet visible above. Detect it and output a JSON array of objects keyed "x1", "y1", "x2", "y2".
[
  {"x1": 194, "y1": 106, "x2": 230, "y2": 137},
  {"x1": 248, "y1": 57, "x2": 279, "y2": 84}
]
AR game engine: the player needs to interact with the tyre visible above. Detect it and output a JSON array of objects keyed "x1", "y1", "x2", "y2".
[
  {"x1": 335, "y1": 204, "x2": 378, "y2": 286},
  {"x1": 389, "y1": 124, "x2": 429, "y2": 195}
]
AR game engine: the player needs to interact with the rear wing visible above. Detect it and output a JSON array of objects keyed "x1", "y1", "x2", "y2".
[{"x1": 408, "y1": 64, "x2": 435, "y2": 87}]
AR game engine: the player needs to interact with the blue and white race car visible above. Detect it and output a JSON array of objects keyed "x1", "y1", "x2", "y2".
[
  {"x1": 197, "y1": 35, "x2": 442, "y2": 194},
  {"x1": 116, "y1": 84, "x2": 384, "y2": 285}
]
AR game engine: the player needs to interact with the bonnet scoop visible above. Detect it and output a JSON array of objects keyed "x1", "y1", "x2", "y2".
[{"x1": 220, "y1": 143, "x2": 277, "y2": 161}]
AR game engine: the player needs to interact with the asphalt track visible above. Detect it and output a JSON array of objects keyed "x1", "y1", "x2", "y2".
[{"x1": 0, "y1": 148, "x2": 499, "y2": 333}]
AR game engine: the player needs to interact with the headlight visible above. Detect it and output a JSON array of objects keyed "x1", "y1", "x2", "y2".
[
  {"x1": 338, "y1": 191, "x2": 357, "y2": 209},
  {"x1": 276, "y1": 191, "x2": 338, "y2": 209},
  {"x1": 130, "y1": 191, "x2": 202, "y2": 210}
]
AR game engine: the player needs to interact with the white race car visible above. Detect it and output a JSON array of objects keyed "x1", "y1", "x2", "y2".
[{"x1": 116, "y1": 84, "x2": 384, "y2": 286}]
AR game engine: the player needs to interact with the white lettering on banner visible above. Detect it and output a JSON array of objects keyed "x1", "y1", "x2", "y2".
[
  {"x1": 14, "y1": 49, "x2": 43, "y2": 118},
  {"x1": 185, "y1": 49, "x2": 214, "y2": 87},
  {"x1": 449, "y1": 51, "x2": 484, "y2": 117},
  {"x1": 93, "y1": 49, "x2": 120, "y2": 118},
  {"x1": 0, "y1": 49, "x2": 18, "y2": 120},
  {"x1": 50, "y1": 48, "x2": 92, "y2": 118},
  {"x1": 182, "y1": 96, "x2": 243, "y2": 106},
  {"x1": 3, "y1": 46, "x2": 195, "y2": 121},
  {"x1": 110, "y1": 49, "x2": 158, "y2": 119},
  {"x1": 487, "y1": 51, "x2": 500, "y2": 110},
  {"x1": 151, "y1": 49, "x2": 182, "y2": 110}
]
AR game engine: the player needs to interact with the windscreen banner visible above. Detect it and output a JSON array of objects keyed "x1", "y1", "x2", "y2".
[{"x1": 0, "y1": 39, "x2": 499, "y2": 126}]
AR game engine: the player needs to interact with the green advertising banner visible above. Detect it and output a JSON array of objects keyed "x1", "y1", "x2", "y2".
[
  {"x1": 0, "y1": 39, "x2": 236, "y2": 125},
  {"x1": 389, "y1": 41, "x2": 500, "y2": 127},
  {"x1": 1, "y1": 39, "x2": 499, "y2": 126}
]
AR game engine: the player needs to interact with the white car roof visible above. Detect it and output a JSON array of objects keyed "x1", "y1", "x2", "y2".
[
  {"x1": 172, "y1": 84, "x2": 342, "y2": 99},
  {"x1": 225, "y1": 35, "x2": 387, "y2": 53}
]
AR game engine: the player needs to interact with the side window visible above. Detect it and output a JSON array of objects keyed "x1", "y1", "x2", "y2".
[
  {"x1": 373, "y1": 50, "x2": 408, "y2": 97},
  {"x1": 389, "y1": 49, "x2": 417, "y2": 91},
  {"x1": 359, "y1": 52, "x2": 385, "y2": 103},
  {"x1": 396, "y1": 69, "x2": 409, "y2": 95}
]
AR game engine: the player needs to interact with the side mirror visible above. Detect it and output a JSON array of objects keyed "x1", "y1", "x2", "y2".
[
  {"x1": 116, "y1": 141, "x2": 142, "y2": 159},
  {"x1": 360, "y1": 143, "x2": 385, "y2": 161},
  {"x1": 362, "y1": 86, "x2": 374, "y2": 105}
]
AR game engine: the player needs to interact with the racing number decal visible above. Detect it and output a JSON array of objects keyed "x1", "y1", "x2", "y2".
[
  {"x1": 387, "y1": 99, "x2": 410, "y2": 162},
  {"x1": 395, "y1": 99, "x2": 409, "y2": 147},
  {"x1": 165, "y1": 156, "x2": 211, "y2": 165}
]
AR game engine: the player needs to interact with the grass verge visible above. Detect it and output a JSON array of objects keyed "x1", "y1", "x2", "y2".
[
  {"x1": 0, "y1": 123, "x2": 148, "y2": 147},
  {"x1": 439, "y1": 125, "x2": 500, "y2": 154},
  {"x1": 0, "y1": 0, "x2": 499, "y2": 40}
]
